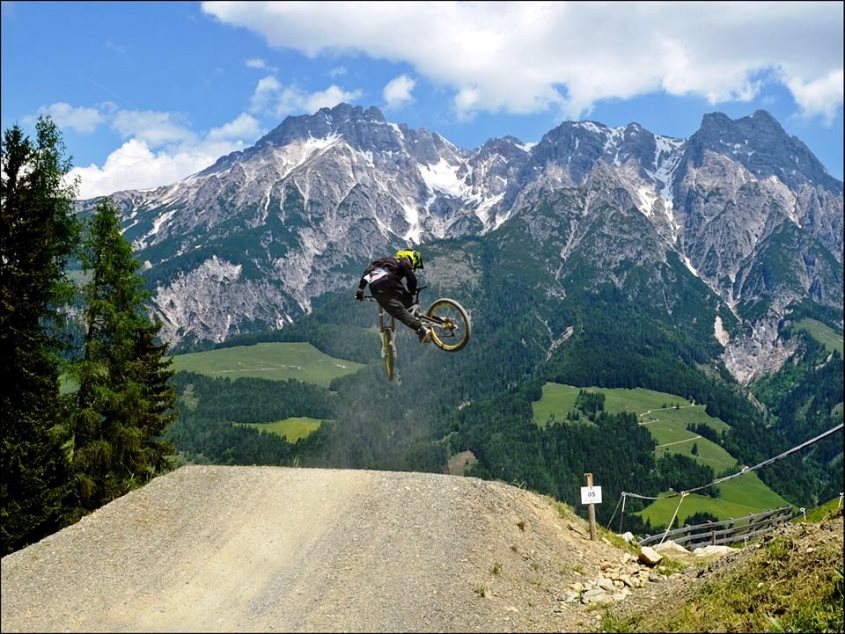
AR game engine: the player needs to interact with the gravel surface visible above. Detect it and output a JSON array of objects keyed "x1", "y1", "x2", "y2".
[{"x1": 2, "y1": 465, "x2": 663, "y2": 632}]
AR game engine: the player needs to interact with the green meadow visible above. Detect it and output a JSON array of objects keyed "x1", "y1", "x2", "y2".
[
  {"x1": 532, "y1": 383, "x2": 791, "y2": 526},
  {"x1": 236, "y1": 417, "x2": 324, "y2": 442},
  {"x1": 532, "y1": 383, "x2": 582, "y2": 427},
  {"x1": 169, "y1": 342, "x2": 364, "y2": 388},
  {"x1": 636, "y1": 471, "x2": 791, "y2": 528},
  {"x1": 795, "y1": 318, "x2": 843, "y2": 355}
]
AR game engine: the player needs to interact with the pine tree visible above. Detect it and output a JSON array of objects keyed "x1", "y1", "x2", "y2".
[
  {"x1": 132, "y1": 319, "x2": 178, "y2": 475},
  {"x1": 70, "y1": 198, "x2": 176, "y2": 517},
  {"x1": 1, "y1": 117, "x2": 80, "y2": 555}
]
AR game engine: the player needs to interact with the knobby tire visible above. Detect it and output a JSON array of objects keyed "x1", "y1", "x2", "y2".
[
  {"x1": 425, "y1": 298, "x2": 471, "y2": 352},
  {"x1": 383, "y1": 328, "x2": 395, "y2": 380}
]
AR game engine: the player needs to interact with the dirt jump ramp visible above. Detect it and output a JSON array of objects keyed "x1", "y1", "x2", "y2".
[{"x1": 1, "y1": 465, "x2": 618, "y2": 632}]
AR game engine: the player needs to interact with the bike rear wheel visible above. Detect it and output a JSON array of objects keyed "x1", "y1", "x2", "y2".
[
  {"x1": 424, "y1": 298, "x2": 471, "y2": 352},
  {"x1": 382, "y1": 328, "x2": 395, "y2": 380}
]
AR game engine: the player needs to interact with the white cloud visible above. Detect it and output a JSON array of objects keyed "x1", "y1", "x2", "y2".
[
  {"x1": 248, "y1": 75, "x2": 362, "y2": 118},
  {"x1": 383, "y1": 74, "x2": 416, "y2": 109},
  {"x1": 300, "y1": 84, "x2": 363, "y2": 114},
  {"x1": 111, "y1": 110, "x2": 196, "y2": 147},
  {"x1": 201, "y1": 1, "x2": 843, "y2": 122},
  {"x1": 246, "y1": 57, "x2": 278, "y2": 72},
  {"x1": 783, "y1": 69, "x2": 844, "y2": 124},
  {"x1": 34, "y1": 102, "x2": 104, "y2": 133},
  {"x1": 61, "y1": 75, "x2": 359, "y2": 198},
  {"x1": 249, "y1": 75, "x2": 283, "y2": 113},
  {"x1": 64, "y1": 110, "x2": 263, "y2": 199},
  {"x1": 207, "y1": 113, "x2": 261, "y2": 141},
  {"x1": 67, "y1": 139, "x2": 203, "y2": 198}
]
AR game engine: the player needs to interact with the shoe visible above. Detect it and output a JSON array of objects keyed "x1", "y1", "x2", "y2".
[{"x1": 418, "y1": 326, "x2": 432, "y2": 344}]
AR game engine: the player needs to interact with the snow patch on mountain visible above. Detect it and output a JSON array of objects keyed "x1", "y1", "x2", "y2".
[
  {"x1": 635, "y1": 186, "x2": 658, "y2": 218},
  {"x1": 651, "y1": 136, "x2": 685, "y2": 200},
  {"x1": 263, "y1": 134, "x2": 345, "y2": 185},
  {"x1": 420, "y1": 158, "x2": 469, "y2": 198},
  {"x1": 577, "y1": 121, "x2": 606, "y2": 136},
  {"x1": 474, "y1": 192, "x2": 505, "y2": 226},
  {"x1": 402, "y1": 202, "x2": 423, "y2": 243},
  {"x1": 681, "y1": 254, "x2": 700, "y2": 277},
  {"x1": 602, "y1": 126, "x2": 626, "y2": 166},
  {"x1": 135, "y1": 209, "x2": 177, "y2": 249}
]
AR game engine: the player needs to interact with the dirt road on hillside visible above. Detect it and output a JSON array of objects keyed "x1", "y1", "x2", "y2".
[{"x1": 3, "y1": 465, "x2": 646, "y2": 632}]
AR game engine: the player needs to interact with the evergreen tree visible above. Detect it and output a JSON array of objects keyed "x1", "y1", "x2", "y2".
[
  {"x1": 131, "y1": 319, "x2": 178, "y2": 475},
  {"x1": 1, "y1": 117, "x2": 80, "y2": 555},
  {"x1": 70, "y1": 198, "x2": 176, "y2": 517}
]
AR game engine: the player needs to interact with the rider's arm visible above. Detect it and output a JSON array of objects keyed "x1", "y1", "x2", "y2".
[
  {"x1": 400, "y1": 260, "x2": 418, "y2": 294},
  {"x1": 355, "y1": 265, "x2": 371, "y2": 299}
]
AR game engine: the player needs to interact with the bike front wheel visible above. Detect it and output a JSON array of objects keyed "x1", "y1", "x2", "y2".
[{"x1": 424, "y1": 298, "x2": 471, "y2": 352}]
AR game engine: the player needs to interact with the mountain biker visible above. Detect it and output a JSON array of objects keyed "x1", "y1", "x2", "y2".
[{"x1": 355, "y1": 249, "x2": 432, "y2": 343}]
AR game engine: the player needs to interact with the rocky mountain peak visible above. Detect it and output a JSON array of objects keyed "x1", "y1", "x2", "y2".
[
  {"x1": 689, "y1": 109, "x2": 840, "y2": 191},
  {"x1": 252, "y1": 103, "x2": 394, "y2": 151},
  {"x1": 477, "y1": 135, "x2": 530, "y2": 159}
]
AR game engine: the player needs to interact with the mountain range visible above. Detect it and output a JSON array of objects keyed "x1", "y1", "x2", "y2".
[{"x1": 76, "y1": 103, "x2": 843, "y2": 386}]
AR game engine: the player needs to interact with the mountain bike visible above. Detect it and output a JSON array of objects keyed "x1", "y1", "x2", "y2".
[{"x1": 363, "y1": 286, "x2": 471, "y2": 380}]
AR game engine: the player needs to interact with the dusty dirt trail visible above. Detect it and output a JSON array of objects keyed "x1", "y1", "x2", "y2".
[{"x1": 2, "y1": 465, "x2": 638, "y2": 633}]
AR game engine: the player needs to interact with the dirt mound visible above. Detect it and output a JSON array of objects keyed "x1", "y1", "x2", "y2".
[
  {"x1": 8, "y1": 465, "x2": 821, "y2": 633},
  {"x1": 2, "y1": 465, "x2": 633, "y2": 632}
]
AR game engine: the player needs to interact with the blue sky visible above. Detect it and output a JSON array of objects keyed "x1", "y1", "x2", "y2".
[{"x1": 2, "y1": 1, "x2": 842, "y2": 199}]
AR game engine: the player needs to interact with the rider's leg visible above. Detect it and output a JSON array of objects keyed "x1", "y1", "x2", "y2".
[
  {"x1": 372, "y1": 286, "x2": 422, "y2": 333},
  {"x1": 400, "y1": 289, "x2": 421, "y2": 317}
]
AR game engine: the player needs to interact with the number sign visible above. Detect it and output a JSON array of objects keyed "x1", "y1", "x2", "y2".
[{"x1": 580, "y1": 486, "x2": 602, "y2": 505}]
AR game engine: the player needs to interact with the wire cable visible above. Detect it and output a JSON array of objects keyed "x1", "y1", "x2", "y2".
[{"x1": 611, "y1": 423, "x2": 844, "y2": 534}]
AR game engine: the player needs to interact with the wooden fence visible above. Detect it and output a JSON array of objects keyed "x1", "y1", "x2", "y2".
[{"x1": 639, "y1": 506, "x2": 795, "y2": 548}]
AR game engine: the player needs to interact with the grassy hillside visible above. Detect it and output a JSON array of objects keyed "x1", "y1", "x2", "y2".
[
  {"x1": 236, "y1": 417, "x2": 324, "y2": 442},
  {"x1": 795, "y1": 318, "x2": 843, "y2": 355},
  {"x1": 532, "y1": 383, "x2": 791, "y2": 525},
  {"x1": 169, "y1": 341, "x2": 364, "y2": 388},
  {"x1": 603, "y1": 509, "x2": 844, "y2": 633}
]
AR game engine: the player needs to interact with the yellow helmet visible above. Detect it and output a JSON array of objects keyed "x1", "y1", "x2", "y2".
[{"x1": 395, "y1": 249, "x2": 423, "y2": 270}]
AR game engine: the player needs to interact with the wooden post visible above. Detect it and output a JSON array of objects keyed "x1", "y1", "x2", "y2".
[{"x1": 585, "y1": 473, "x2": 597, "y2": 541}]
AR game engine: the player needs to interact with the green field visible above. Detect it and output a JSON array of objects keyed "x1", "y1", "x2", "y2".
[
  {"x1": 532, "y1": 383, "x2": 589, "y2": 427},
  {"x1": 533, "y1": 383, "x2": 791, "y2": 525},
  {"x1": 236, "y1": 417, "x2": 323, "y2": 442},
  {"x1": 795, "y1": 318, "x2": 843, "y2": 355},
  {"x1": 636, "y1": 472, "x2": 792, "y2": 528},
  {"x1": 535, "y1": 383, "x2": 709, "y2": 419},
  {"x1": 169, "y1": 342, "x2": 364, "y2": 388}
]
